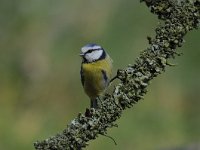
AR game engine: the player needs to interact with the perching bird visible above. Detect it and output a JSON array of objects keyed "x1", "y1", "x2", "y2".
[{"x1": 80, "y1": 44, "x2": 113, "y2": 108}]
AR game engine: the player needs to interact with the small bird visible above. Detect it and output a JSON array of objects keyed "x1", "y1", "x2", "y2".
[{"x1": 80, "y1": 44, "x2": 113, "y2": 108}]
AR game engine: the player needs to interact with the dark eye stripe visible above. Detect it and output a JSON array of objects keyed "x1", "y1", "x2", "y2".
[
  {"x1": 87, "y1": 50, "x2": 92, "y2": 53},
  {"x1": 85, "y1": 48, "x2": 102, "y2": 54}
]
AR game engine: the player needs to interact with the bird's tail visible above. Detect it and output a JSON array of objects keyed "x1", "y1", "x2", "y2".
[{"x1": 90, "y1": 98, "x2": 98, "y2": 108}]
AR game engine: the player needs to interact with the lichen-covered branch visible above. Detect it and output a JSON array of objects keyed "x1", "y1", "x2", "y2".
[{"x1": 34, "y1": 0, "x2": 200, "y2": 149}]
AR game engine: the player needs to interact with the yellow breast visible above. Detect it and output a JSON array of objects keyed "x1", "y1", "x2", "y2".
[{"x1": 81, "y1": 56, "x2": 112, "y2": 99}]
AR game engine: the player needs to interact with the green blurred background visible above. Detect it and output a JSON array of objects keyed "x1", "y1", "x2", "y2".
[{"x1": 0, "y1": 0, "x2": 200, "y2": 150}]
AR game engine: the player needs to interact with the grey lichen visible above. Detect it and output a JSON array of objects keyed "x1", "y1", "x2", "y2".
[{"x1": 34, "y1": 0, "x2": 200, "y2": 149}]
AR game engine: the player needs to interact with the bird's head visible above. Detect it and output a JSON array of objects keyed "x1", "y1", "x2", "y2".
[{"x1": 80, "y1": 44, "x2": 106, "y2": 63}]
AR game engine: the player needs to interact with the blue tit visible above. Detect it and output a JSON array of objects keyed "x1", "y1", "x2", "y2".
[{"x1": 80, "y1": 43, "x2": 113, "y2": 108}]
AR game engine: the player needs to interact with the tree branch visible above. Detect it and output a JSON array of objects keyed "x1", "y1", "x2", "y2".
[{"x1": 34, "y1": 0, "x2": 200, "y2": 149}]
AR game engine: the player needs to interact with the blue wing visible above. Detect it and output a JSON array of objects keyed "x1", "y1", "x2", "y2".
[{"x1": 101, "y1": 69, "x2": 109, "y2": 86}]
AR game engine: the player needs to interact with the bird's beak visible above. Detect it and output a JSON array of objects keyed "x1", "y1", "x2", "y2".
[{"x1": 79, "y1": 53, "x2": 84, "y2": 56}]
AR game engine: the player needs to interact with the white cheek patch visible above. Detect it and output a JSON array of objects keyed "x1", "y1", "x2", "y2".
[{"x1": 85, "y1": 50, "x2": 103, "y2": 62}]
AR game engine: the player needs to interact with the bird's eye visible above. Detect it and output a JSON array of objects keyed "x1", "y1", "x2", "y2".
[{"x1": 87, "y1": 50, "x2": 93, "y2": 53}]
